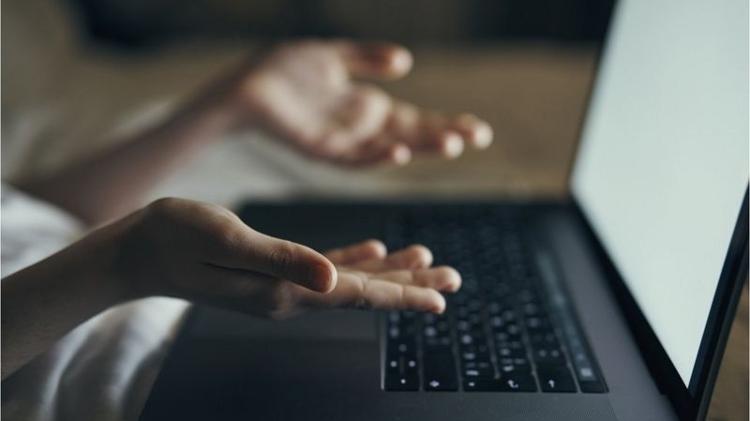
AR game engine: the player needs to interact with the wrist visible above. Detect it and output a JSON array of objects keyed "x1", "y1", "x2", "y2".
[{"x1": 92, "y1": 212, "x2": 147, "y2": 303}]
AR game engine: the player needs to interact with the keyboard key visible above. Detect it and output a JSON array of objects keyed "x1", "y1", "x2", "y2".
[
  {"x1": 423, "y1": 352, "x2": 458, "y2": 391},
  {"x1": 463, "y1": 378, "x2": 502, "y2": 391},
  {"x1": 384, "y1": 354, "x2": 419, "y2": 391},
  {"x1": 425, "y1": 377, "x2": 458, "y2": 391},
  {"x1": 496, "y1": 345, "x2": 527, "y2": 359},
  {"x1": 538, "y1": 367, "x2": 576, "y2": 393},
  {"x1": 424, "y1": 336, "x2": 453, "y2": 351},
  {"x1": 524, "y1": 316, "x2": 550, "y2": 331},
  {"x1": 532, "y1": 347, "x2": 565, "y2": 366},
  {"x1": 579, "y1": 380, "x2": 607, "y2": 393},
  {"x1": 386, "y1": 373, "x2": 419, "y2": 391},
  {"x1": 575, "y1": 365, "x2": 607, "y2": 393},
  {"x1": 461, "y1": 359, "x2": 493, "y2": 371},
  {"x1": 388, "y1": 339, "x2": 417, "y2": 358},
  {"x1": 529, "y1": 331, "x2": 559, "y2": 347},
  {"x1": 498, "y1": 374, "x2": 537, "y2": 392}
]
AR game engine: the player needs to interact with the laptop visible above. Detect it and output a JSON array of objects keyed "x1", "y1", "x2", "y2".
[{"x1": 140, "y1": 1, "x2": 748, "y2": 420}]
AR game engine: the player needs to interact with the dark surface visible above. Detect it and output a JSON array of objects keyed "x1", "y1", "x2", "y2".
[{"x1": 70, "y1": 0, "x2": 614, "y2": 48}]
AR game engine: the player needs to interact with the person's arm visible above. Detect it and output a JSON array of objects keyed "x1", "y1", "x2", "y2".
[
  {"x1": 1, "y1": 197, "x2": 460, "y2": 380},
  {"x1": 14, "y1": 90, "x2": 239, "y2": 226},
  {"x1": 0, "y1": 218, "x2": 129, "y2": 379},
  {"x1": 16, "y1": 40, "x2": 492, "y2": 226}
]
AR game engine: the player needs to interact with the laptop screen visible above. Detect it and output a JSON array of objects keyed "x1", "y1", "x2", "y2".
[{"x1": 571, "y1": 0, "x2": 748, "y2": 388}]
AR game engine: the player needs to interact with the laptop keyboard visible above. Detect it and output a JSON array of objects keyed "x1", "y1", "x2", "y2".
[{"x1": 383, "y1": 208, "x2": 607, "y2": 393}]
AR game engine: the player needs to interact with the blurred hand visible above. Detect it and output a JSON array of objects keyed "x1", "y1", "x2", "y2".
[
  {"x1": 230, "y1": 40, "x2": 493, "y2": 166},
  {"x1": 115, "y1": 198, "x2": 460, "y2": 319}
]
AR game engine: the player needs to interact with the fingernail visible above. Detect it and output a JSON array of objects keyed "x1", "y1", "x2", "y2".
[
  {"x1": 390, "y1": 49, "x2": 413, "y2": 75},
  {"x1": 392, "y1": 145, "x2": 412, "y2": 165},
  {"x1": 309, "y1": 261, "x2": 337, "y2": 293},
  {"x1": 433, "y1": 294, "x2": 447, "y2": 314},
  {"x1": 474, "y1": 124, "x2": 493, "y2": 149},
  {"x1": 443, "y1": 134, "x2": 464, "y2": 158}
]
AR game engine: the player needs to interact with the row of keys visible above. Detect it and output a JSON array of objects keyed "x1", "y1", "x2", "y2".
[
  {"x1": 535, "y1": 253, "x2": 608, "y2": 393},
  {"x1": 384, "y1": 213, "x2": 607, "y2": 394}
]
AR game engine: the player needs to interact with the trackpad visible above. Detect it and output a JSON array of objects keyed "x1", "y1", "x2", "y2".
[
  {"x1": 142, "y1": 309, "x2": 382, "y2": 420},
  {"x1": 189, "y1": 307, "x2": 378, "y2": 341}
]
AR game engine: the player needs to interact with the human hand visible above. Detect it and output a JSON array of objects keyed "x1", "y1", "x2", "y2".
[
  {"x1": 113, "y1": 198, "x2": 460, "y2": 319},
  {"x1": 225, "y1": 40, "x2": 493, "y2": 166}
]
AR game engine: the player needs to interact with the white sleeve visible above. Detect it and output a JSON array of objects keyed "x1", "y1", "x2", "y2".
[
  {"x1": 1, "y1": 184, "x2": 190, "y2": 421},
  {"x1": 1, "y1": 183, "x2": 83, "y2": 277}
]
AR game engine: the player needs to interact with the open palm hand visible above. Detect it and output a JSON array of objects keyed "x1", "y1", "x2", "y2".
[{"x1": 239, "y1": 40, "x2": 493, "y2": 166}]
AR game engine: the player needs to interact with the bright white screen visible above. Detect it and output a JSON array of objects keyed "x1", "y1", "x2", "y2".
[{"x1": 572, "y1": 0, "x2": 748, "y2": 386}]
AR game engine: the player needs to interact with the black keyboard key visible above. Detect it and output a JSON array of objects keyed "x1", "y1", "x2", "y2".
[
  {"x1": 524, "y1": 316, "x2": 551, "y2": 331},
  {"x1": 532, "y1": 347, "x2": 566, "y2": 367},
  {"x1": 424, "y1": 377, "x2": 458, "y2": 391},
  {"x1": 424, "y1": 338, "x2": 453, "y2": 353},
  {"x1": 575, "y1": 365, "x2": 607, "y2": 393},
  {"x1": 384, "y1": 354, "x2": 419, "y2": 391},
  {"x1": 522, "y1": 302, "x2": 542, "y2": 316},
  {"x1": 423, "y1": 352, "x2": 458, "y2": 391},
  {"x1": 460, "y1": 349, "x2": 491, "y2": 363},
  {"x1": 579, "y1": 380, "x2": 607, "y2": 393},
  {"x1": 388, "y1": 338, "x2": 417, "y2": 357},
  {"x1": 494, "y1": 331, "x2": 522, "y2": 343},
  {"x1": 538, "y1": 367, "x2": 576, "y2": 393},
  {"x1": 529, "y1": 331, "x2": 559, "y2": 347},
  {"x1": 462, "y1": 366, "x2": 495, "y2": 379},
  {"x1": 461, "y1": 359, "x2": 493, "y2": 371},
  {"x1": 385, "y1": 373, "x2": 419, "y2": 391},
  {"x1": 463, "y1": 378, "x2": 502, "y2": 391},
  {"x1": 498, "y1": 374, "x2": 537, "y2": 392},
  {"x1": 497, "y1": 360, "x2": 531, "y2": 374},
  {"x1": 496, "y1": 345, "x2": 527, "y2": 359}
]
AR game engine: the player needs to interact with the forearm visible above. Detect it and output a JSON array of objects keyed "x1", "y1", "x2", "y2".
[
  {"x1": 16, "y1": 88, "x2": 243, "y2": 226},
  {"x1": 0, "y1": 222, "x2": 129, "y2": 379}
]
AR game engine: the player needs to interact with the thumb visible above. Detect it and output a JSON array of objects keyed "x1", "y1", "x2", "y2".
[
  {"x1": 335, "y1": 41, "x2": 413, "y2": 80},
  {"x1": 215, "y1": 227, "x2": 337, "y2": 293}
]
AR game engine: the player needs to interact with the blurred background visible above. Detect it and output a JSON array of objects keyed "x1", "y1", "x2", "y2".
[
  {"x1": 72, "y1": 0, "x2": 613, "y2": 48},
  {"x1": 1, "y1": 1, "x2": 746, "y2": 419},
  {"x1": 2, "y1": 0, "x2": 613, "y2": 204}
]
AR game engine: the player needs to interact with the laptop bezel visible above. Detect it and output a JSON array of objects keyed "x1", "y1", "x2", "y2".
[{"x1": 563, "y1": 1, "x2": 749, "y2": 419}]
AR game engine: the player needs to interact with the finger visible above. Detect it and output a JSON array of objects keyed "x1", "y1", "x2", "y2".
[
  {"x1": 375, "y1": 267, "x2": 462, "y2": 293},
  {"x1": 449, "y1": 114, "x2": 493, "y2": 149},
  {"x1": 385, "y1": 103, "x2": 465, "y2": 159},
  {"x1": 325, "y1": 239, "x2": 387, "y2": 264},
  {"x1": 299, "y1": 271, "x2": 446, "y2": 313},
  {"x1": 350, "y1": 245, "x2": 433, "y2": 271},
  {"x1": 334, "y1": 137, "x2": 412, "y2": 167},
  {"x1": 355, "y1": 278, "x2": 446, "y2": 313},
  {"x1": 179, "y1": 264, "x2": 279, "y2": 314},
  {"x1": 335, "y1": 41, "x2": 413, "y2": 80},
  {"x1": 212, "y1": 227, "x2": 337, "y2": 293},
  {"x1": 435, "y1": 130, "x2": 465, "y2": 158}
]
